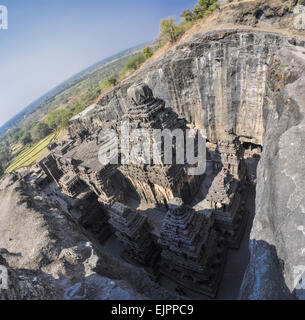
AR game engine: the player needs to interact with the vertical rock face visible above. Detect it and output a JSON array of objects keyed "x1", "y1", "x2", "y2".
[
  {"x1": 69, "y1": 30, "x2": 286, "y2": 146},
  {"x1": 3, "y1": 1, "x2": 305, "y2": 299},
  {"x1": 240, "y1": 45, "x2": 305, "y2": 300},
  {"x1": 67, "y1": 28, "x2": 305, "y2": 299}
]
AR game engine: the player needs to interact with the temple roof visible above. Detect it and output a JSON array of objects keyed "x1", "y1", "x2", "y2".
[
  {"x1": 159, "y1": 198, "x2": 214, "y2": 257},
  {"x1": 206, "y1": 168, "x2": 238, "y2": 205},
  {"x1": 59, "y1": 173, "x2": 79, "y2": 186},
  {"x1": 64, "y1": 139, "x2": 104, "y2": 172}
]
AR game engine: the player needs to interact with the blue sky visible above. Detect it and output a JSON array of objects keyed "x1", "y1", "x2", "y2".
[{"x1": 0, "y1": 0, "x2": 197, "y2": 127}]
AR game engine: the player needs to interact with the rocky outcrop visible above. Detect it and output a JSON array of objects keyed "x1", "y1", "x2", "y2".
[
  {"x1": 70, "y1": 29, "x2": 300, "y2": 147},
  {"x1": 68, "y1": 9, "x2": 305, "y2": 298},
  {"x1": 217, "y1": 0, "x2": 304, "y2": 31},
  {"x1": 69, "y1": 0, "x2": 305, "y2": 147},
  {"x1": 0, "y1": 254, "x2": 57, "y2": 300},
  {"x1": 0, "y1": 173, "x2": 177, "y2": 300},
  {"x1": 239, "y1": 41, "x2": 305, "y2": 300},
  {"x1": 3, "y1": 0, "x2": 305, "y2": 299}
]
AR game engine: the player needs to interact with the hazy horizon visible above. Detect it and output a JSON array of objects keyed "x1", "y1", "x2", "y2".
[
  {"x1": 0, "y1": 0, "x2": 197, "y2": 127},
  {"x1": 0, "y1": 41, "x2": 147, "y2": 129}
]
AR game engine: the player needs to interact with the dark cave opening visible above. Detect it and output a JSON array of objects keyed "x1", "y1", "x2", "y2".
[
  {"x1": 255, "y1": 9, "x2": 264, "y2": 20},
  {"x1": 242, "y1": 142, "x2": 263, "y2": 151}
]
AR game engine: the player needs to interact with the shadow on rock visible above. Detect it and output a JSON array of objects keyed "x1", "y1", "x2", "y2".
[{"x1": 239, "y1": 240, "x2": 295, "y2": 300}]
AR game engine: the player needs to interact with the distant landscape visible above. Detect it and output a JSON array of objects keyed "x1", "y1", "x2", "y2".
[
  {"x1": 2, "y1": 0, "x2": 304, "y2": 302},
  {"x1": 0, "y1": 42, "x2": 154, "y2": 173},
  {"x1": 0, "y1": 0, "x2": 220, "y2": 175}
]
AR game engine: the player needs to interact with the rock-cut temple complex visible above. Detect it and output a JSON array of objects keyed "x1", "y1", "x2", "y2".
[{"x1": 35, "y1": 82, "x2": 253, "y2": 298}]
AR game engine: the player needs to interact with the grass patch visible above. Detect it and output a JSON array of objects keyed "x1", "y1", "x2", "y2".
[{"x1": 5, "y1": 131, "x2": 61, "y2": 172}]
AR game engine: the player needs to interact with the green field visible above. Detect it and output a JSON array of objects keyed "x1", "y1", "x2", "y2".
[{"x1": 5, "y1": 131, "x2": 61, "y2": 172}]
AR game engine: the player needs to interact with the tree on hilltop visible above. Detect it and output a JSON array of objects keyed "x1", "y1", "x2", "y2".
[
  {"x1": 180, "y1": 9, "x2": 194, "y2": 22},
  {"x1": 122, "y1": 55, "x2": 146, "y2": 72},
  {"x1": 143, "y1": 46, "x2": 153, "y2": 60},
  {"x1": 160, "y1": 18, "x2": 179, "y2": 43},
  {"x1": 106, "y1": 75, "x2": 118, "y2": 87},
  {"x1": 193, "y1": 0, "x2": 219, "y2": 19}
]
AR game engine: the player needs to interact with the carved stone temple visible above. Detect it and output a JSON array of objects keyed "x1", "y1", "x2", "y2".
[
  {"x1": 35, "y1": 82, "x2": 252, "y2": 299},
  {"x1": 158, "y1": 198, "x2": 226, "y2": 298},
  {"x1": 218, "y1": 128, "x2": 247, "y2": 181},
  {"x1": 196, "y1": 129, "x2": 249, "y2": 248},
  {"x1": 118, "y1": 83, "x2": 203, "y2": 206},
  {"x1": 109, "y1": 202, "x2": 160, "y2": 274}
]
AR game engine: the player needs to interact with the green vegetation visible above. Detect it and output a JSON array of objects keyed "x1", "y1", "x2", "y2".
[
  {"x1": 0, "y1": 83, "x2": 103, "y2": 173},
  {"x1": 180, "y1": 9, "x2": 194, "y2": 22},
  {"x1": 193, "y1": 0, "x2": 219, "y2": 20},
  {"x1": 44, "y1": 86, "x2": 101, "y2": 131},
  {"x1": 31, "y1": 123, "x2": 51, "y2": 142},
  {"x1": 0, "y1": 150, "x2": 10, "y2": 176},
  {"x1": 116, "y1": 46, "x2": 154, "y2": 78},
  {"x1": 105, "y1": 75, "x2": 118, "y2": 87},
  {"x1": 0, "y1": 47, "x2": 152, "y2": 176},
  {"x1": 0, "y1": 0, "x2": 221, "y2": 176},
  {"x1": 5, "y1": 131, "x2": 59, "y2": 172},
  {"x1": 120, "y1": 54, "x2": 146, "y2": 74},
  {"x1": 143, "y1": 46, "x2": 153, "y2": 60},
  {"x1": 160, "y1": 18, "x2": 180, "y2": 43},
  {"x1": 21, "y1": 131, "x2": 32, "y2": 145},
  {"x1": 98, "y1": 74, "x2": 119, "y2": 92},
  {"x1": 1, "y1": 45, "x2": 145, "y2": 137},
  {"x1": 159, "y1": 0, "x2": 219, "y2": 46},
  {"x1": 0, "y1": 150, "x2": 10, "y2": 164},
  {"x1": 98, "y1": 47, "x2": 154, "y2": 94}
]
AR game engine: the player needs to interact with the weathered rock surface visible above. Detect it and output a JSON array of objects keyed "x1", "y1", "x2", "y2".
[
  {"x1": 70, "y1": 29, "x2": 304, "y2": 148},
  {"x1": 2, "y1": 0, "x2": 305, "y2": 299},
  {"x1": 240, "y1": 44, "x2": 305, "y2": 300},
  {"x1": 0, "y1": 174, "x2": 177, "y2": 300},
  {"x1": 218, "y1": 0, "x2": 305, "y2": 32},
  {"x1": 68, "y1": 1, "x2": 305, "y2": 299},
  {"x1": 69, "y1": 0, "x2": 305, "y2": 145},
  {"x1": 70, "y1": 29, "x2": 271, "y2": 145}
]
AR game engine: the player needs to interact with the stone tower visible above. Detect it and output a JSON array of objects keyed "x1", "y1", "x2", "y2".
[
  {"x1": 202, "y1": 167, "x2": 248, "y2": 248},
  {"x1": 195, "y1": 129, "x2": 249, "y2": 249},
  {"x1": 218, "y1": 128, "x2": 247, "y2": 181},
  {"x1": 109, "y1": 202, "x2": 160, "y2": 273},
  {"x1": 118, "y1": 83, "x2": 202, "y2": 206},
  {"x1": 158, "y1": 198, "x2": 226, "y2": 298},
  {"x1": 196, "y1": 129, "x2": 249, "y2": 248}
]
